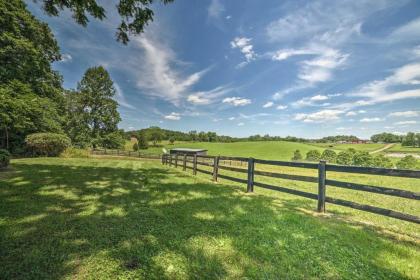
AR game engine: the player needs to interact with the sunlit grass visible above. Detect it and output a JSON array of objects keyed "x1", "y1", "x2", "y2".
[{"x1": 0, "y1": 158, "x2": 419, "y2": 279}]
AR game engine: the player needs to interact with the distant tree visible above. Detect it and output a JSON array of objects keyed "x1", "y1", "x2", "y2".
[
  {"x1": 169, "y1": 137, "x2": 175, "y2": 145},
  {"x1": 198, "y1": 131, "x2": 208, "y2": 142},
  {"x1": 207, "y1": 132, "x2": 217, "y2": 142},
  {"x1": 321, "y1": 149, "x2": 337, "y2": 163},
  {"x1": 306, "y1": 150, "x2": 321, "y2": 162},
  {"x1": 396, "y1": 155, "x2": 417, "y2": 170},
  {"x1": 138, "y1": 133, "x2": 148, "y2": 149},
  {"x1": 100, "y1": 131, "x2": 125, "y2": 149},
  {"x1": 336, "y1": 151, "x2": 353, "y2": 165},
  {"x1": 291, "y1": 150, "x2": 302, "y2": 161},
  {"x1": 35, "y1": 0, "x2": 174, "y2": 44},
  {"x1": 188, "y1": 130, "x2": 197, "y2": 142},
  {"x1": 148, "y1": 127, "x2": 164, "y2": 146},
  {"x1": 133, "y1": 142, "x2": 139, "y2": 151},
  {"x1": 402, "y1": 132, "x2": 416, "y2": 147},
  {"x1": 352, "y1": 151, "x2": 373, "y2": 167},
  {"x1": 371, "y1": 132, "x2": 402, "y2": 143}
]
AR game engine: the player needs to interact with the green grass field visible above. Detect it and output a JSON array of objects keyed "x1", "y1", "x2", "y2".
[
  {"x1": 1, "y1": 158, "x2": 419, "y2": 279},
  {"x1": 144, "y1": 141, "x2": 326, "y2": 160},
  {"x1": 387, "y1": 143, "x2": 420, "y2": 154},
  {"x1": 309, "y1": 142, "x2": 387, "y2": 152}
]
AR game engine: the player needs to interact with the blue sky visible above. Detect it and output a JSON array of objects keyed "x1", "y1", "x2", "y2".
[{"x1": 27, "y1": 0, "x2": 420, "y2": 138}]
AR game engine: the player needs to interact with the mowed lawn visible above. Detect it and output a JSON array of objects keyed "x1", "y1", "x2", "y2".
[
  {"x1": 146, "y1": 141, "x2": 326, "y2": 160},
  {"x1": 309, "y1": 142, "x2": 388, "y2": 152},
  {"x1": 1, "y1": 158, "x2": 419, "y2": 279}
]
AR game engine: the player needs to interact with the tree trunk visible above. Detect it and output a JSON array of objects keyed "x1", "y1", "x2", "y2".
[{"x1": 4, "y1": 126, "x2": 9, "y2": 150}]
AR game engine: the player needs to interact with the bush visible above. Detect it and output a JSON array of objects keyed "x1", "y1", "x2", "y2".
[
  {"x1": 101, "y1": 132, "x2": 125, "y2": 149},
  {"x1": 25, "y1": 133, "x2": 71, "y2": 157},
  {"x1": 372, "y1": 154, "x2": 393, "y2": 168},
  {"x1": 336, "y1": 151, "x2": 353, "y2": 165},
  {"x1": 59, "y1": 147, "x2": 90, "y2": 158},
  {"x1": 133, "y1": 142, "x2": 139, "y2": 151},
  {"x1": 306, "y1": 150, "x2": 321, "y2": 162},
  {"x1": 352, "y1": 151, "x2": 373, "y2": 167},
  {"x1": 291, "y1": 150, "x2": 302, "y2": 161},
  {"x1": 0, "y1": 149, "x2": 10, "y2": 169},
  {"x1": 138, "y1": 133, "x2": 148, "y2": 149},
  {"x1": 396, "y1": 155, "x2": 417, "y2": 170},
  {"x1": 169, "y1": 137, "x2": 175, "y2": 145},
  {"x1": 321, "y1": 149, "x2": 337, "y2": 163}
]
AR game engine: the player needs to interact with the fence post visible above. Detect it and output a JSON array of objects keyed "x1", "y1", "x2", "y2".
[
  {"x1": 213, "y1": 156, "x2": 219, "y2": 182},
  {"x1": 193, "y1": 155, "x2": 197, "y2": 175},
  {"x1": 247, "y1": 158, "x2": 255, "y2": 192},
  {"x1": 129, "y1": 151, "x2": 131, "y2": 157},
  {"x1": 183, "y1": 154, "x2": 187, "y2": 171},
  {"x1": 104, "y1": 148, "x2": 107, "y2": 155},
  {"x1": 169, "y1": 154, "x2": 173, "y2": 166},
  {"x1": 318, "y1": 160, "x2": 326, "y2": 212},
  {"x1": 117, "y1": 149, "x2": 119, "y2": 156},
  {"x1": 175, "y1": 154, "x2": 178, "y2": 168},
  {"x1": 162, "y1": 154, "x2": 165, "y2": 165}
]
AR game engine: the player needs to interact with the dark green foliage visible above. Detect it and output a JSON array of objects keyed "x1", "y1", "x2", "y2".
[
  {"x1": 306, "y1": 150, "x2": 321, "y2": 162},
  {"x1": 317, "y1": 135, "x2": 359, "y2": 143},
  {"x1": 396, "y1": 155, "x2": 417, "y2": 170},
  {"x1": 336, "y1": 150, "x2": 353, "y2": 165},
  {"x1": 372, "y1": 155, "x2": 394, "y2": 168},
  {"x1": 371, "y1": 132, "x2": 402, "y2": 143},
  {"x1": 65, "y1": 66, "x2": 121, "y2": 148},
  {"x1": 291, "y1": 150, "x2": 302, "y2": 161},
  {"x1": 38, "y1": 0, "x2": 174, "y2": 44},
  {"x1": 169, "y1": 137, "x2": 175, "y2": 145},
  {"x1": 25, "y1": 133, "x2": 70, "y2": 156},
  {"x1": 0, "y1": 149, "x2": 10, "y2": 168},
  {"x1": 402, "y1": 132, "x2": 420, "y2": 147},
  {"x1": 100, "y1": 131, "x2": 125, "y2": 149},
  {"x1": 138, "y1": 133, "x2": 148, "y2": 149},
  {"x1": 133, "y1": 142, "x2": 139, "y2": 151},
  {"x1": 352, "y1": 151, "x2": 373, "y2": 167},
  {"x1": 321, "y1": 149, "x2": 337, "y2": 163},
  {"x1": 147, "y1": 127, "x2": 164, "y2": 146}
]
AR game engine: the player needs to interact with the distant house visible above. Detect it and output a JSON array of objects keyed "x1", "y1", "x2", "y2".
[{"x1": 169, "y1": 148, "x2": 207, "y2": 156}]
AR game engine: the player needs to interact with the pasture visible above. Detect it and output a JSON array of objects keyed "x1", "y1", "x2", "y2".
[{"x1": 1, "y1": 158, "x2": 419, "y2": 279}]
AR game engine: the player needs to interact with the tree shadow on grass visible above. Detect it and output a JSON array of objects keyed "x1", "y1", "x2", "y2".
[{"x1": 0, "y1": 159, "x2": 418, "y2": 279}]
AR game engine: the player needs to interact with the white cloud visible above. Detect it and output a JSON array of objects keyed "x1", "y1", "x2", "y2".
[
  {"x1": 345, "y1": 111, "x2": 357, "y2": 116},
  {"x1": 164, "y1": 112, "x2": 181, "y2": 120},
  {"x1": 187, "y1": 86, "x2": 231, "y2": 105},
  {"x1": 294, "y1": 109, "x2": 344, "y2": 123},
  {"x1": 222, "y1": 97, "x2": 251, "y2": 106},
  {"x1": 292, "y1": 94, "x2": 331, "y2": 108},
  {"x1": 360, "y1": 117, "x2": 382, "y2": 122},
  {"x1": 394, "y1": 120, "x2": 417, "y2": 125},
  {"x1": 114, "y1": 83, "x2": 135, "y2": 109},
  {"x1": 263, "y1": 101, "x2": 274, "y2": 108},
  {"x1": 230, "y1": 37, "x2": 256, "y2": 65},
  {"x1": 228, "y1": 117, "x2": 235, "y2": 120},
  {"x1": 60, "y1": 53, "x2": 72, "y2": 62},
  {"x1": 133, "y1": 36, "x2": 208, "y2": 105},
  {"x1": 389, "y1": 17, "x2": 420, "y2": 42},
  {"x1": 276, "y1": 105, "x2": 288, "y2": 110},
  {"x1": 272, "y1": 49, "x2": 316, "y2": 61},
  {"x1": 388, "y1": 111, "x2": 419, "y2": 117},
  {"x1": 208, "y1": 0, "x2": 225, "y2": 18},
  {"x1": 237, "y1": 122, "x2": 245, "y2": 126},
  {"x1": 226, "y1": 15, "x2": 232, "y2": 20}
]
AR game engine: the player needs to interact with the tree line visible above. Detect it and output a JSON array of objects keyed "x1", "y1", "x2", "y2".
[{"x1": 370, "y1": 132, "x2": 420, "y2": 146}]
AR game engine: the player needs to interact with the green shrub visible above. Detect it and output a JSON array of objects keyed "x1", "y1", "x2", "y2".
[
  {"x1": 291, "y1": 149, "x2": 302, "y2": 161},
  {"x1": 306, "y1": 150, "x2": 321, "y2": 162},
  {"x1": 372, "y1": 154, "x2": 394, "y2": 168},
  {"x1": 101, "y1": 132, "x2": 125, "y2": 149},
  {"x1": 321, "y1": 149, "x2": 337, "y2": 163},
  {"x1": 336, "y1": 151, "x2": 353, "y2": 165},
  {"x1": 169, "y1": 137, "x2": 175, "y2": 145},
  {"x1": 25, "y1": 133, "x2": 71, "y2": 157},
  {"x1": 138, "y1": 133, "x2": 149, "y2": 149},
  {"x1": 59, "y1": 147, "x2": 90, "y2": 158},
  {"x1": 352, "y1": 151, "x2": 373, "y2": 167},
  {"x1": 396, "y1": 155, "x2": 417, "y2": 170},
  {"x1": 0, "y1": 149, "x2": 10, "y2": 169},
  {"x1": 133, "y1": 142, "x2": 139, "y2": 151}
]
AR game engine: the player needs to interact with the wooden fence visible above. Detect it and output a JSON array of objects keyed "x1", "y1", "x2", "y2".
[
  {"x1": 162, "y1": 153, "x2": 420, "y2": 224},
  {"x1": 91, "y1": 149, "x2": 161, "y2": 159}
]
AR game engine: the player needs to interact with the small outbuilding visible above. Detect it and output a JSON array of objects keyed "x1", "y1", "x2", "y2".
[{"x1": 169, "y1": 148, "x2": 208, "y2": 156}]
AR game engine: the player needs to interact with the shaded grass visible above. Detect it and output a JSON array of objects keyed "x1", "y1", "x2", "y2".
[{"x1": 0, "y1": 158, "x2": 419, "y2": 279}]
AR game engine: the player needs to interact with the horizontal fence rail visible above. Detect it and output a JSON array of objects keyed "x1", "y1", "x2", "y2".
[
  {"x1": 92, "y1": 149, "x2": 161, "y2": 159},
  {"x1": 162, "y1": 154, "x2": 420, "y2": 224}
]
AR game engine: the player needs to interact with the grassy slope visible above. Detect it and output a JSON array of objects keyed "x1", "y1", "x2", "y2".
[
  {"x1": 146, "y1": 141, "x2": 326, "y2": 160},
  {"x1": 387, "y1": 143, "x2": 420, "y2": 154},
  {"x1": 1, "y1": 158, "x2": 419, "y2": 279},
  {"x1": 310, "y1": 143, "x2": 387, "y2": 152}
]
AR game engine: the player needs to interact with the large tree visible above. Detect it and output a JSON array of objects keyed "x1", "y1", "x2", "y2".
[
  {"x1": 36, "y1": 0, "x2": 174, "y2": 44},
  {"x1": 67, "y1": 66, "x2": 121, "y2": 147},
  {"x1": 0, "y1": 0, "x2": 64, "y2": 152}
]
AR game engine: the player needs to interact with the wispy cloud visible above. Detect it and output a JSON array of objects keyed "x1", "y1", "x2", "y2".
[
  {"x1": 360, "y1": 117, "x2": 382, "y2": 122},
  {"x1": 208, "y1": 0, "x2": 225, "y2": 18},
  {"x1": 164, "y1": 112, "x2": 181, "y2": 120},
  {"x1": 60, "y1": 53, "x2": 72, "y2": 63},
  {"x1": 262, "y1": 101, "x2": 274, "y2": 108},
  {"x1": 294, "y1": 109, "x2": 345, "y2": 123},
  {"x1": 231, "y1": 37, "x2": 256, "y2": 67},
  {"x1": 187, "y1": 86, "x2": 232, "y2": 105},
  {"x1": 276, "y1": 105, "x2": 288, "y2": 110},
  {"x1": 114, "y1": 83, "x2": 135, "y2": 109},
  {"x1": 388, "y1": 111, "x2": 419, "y2": 117},
  {"x1": 222, "y1": 97, "x2": 251, "y2": 106},
  {"x1": 394, "y1": 120, "x2": 417, "y2": 125}
]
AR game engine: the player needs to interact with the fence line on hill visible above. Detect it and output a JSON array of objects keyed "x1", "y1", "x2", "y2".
[
  {"x1": 162, "y1": 153, "x2": 420, "y2": 224},
  {"x1": 91, "y1": 149, "x2": 161, "y2": 159}
]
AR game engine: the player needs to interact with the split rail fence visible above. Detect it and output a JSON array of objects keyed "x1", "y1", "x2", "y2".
[
  {"x1": 162, "y1": 153, "x2": 420, "y2": 224},
  {"x1": 92, "y1": 149, "x2": 161, "y2": 159}
]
